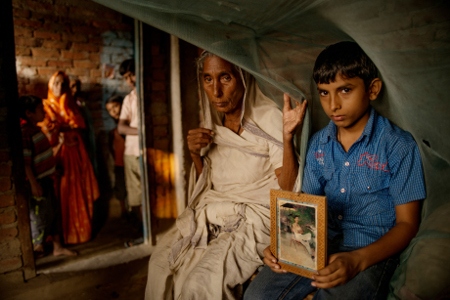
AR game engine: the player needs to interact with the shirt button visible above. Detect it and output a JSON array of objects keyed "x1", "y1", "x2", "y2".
[
  {"x1": 340, "y1": 188, "x2": 346, "y2": 193},
  {"x1": 344, "y1": 161, "x2": 350, "y2": 167},
  {"x1": 338, "y1": 215, "x2": 343, "y2": 220}
]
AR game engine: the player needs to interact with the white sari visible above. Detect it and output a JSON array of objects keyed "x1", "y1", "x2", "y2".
[{"x1": 146, "y1": 74, "x2": 288, "y2": 300}]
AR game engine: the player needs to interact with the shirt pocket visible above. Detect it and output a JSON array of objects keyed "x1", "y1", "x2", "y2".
[
  {"x1": 323, "y1": 167, "x2": 335, "y2": 181},
  {"x1": 350, "y1": 170, "x2": 391, "y2": 215},
  {"x1": 321, "y1": 166, "x2": 337, "y2": 195}
]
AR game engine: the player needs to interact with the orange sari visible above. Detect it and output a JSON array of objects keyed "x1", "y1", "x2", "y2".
[{"x1": 40, "y1": 71, "x2": 100, "y2": 244}]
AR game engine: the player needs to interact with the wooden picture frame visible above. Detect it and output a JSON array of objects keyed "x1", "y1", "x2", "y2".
[{"x1": 270, "y1": 189, "x2": 327, "y2": 279}]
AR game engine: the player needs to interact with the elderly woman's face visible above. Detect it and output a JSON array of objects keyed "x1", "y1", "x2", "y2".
[
  {"x1": 52, "y1": 74, "x2": 65, "y2": 97},
  {"x1": 202, "y1": 56, "x2": 245, "y2": 115}
]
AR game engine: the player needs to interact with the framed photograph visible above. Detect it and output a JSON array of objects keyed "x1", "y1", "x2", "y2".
[{"x1": 270, "y1": 189, "x2": 327, "y2": 279}]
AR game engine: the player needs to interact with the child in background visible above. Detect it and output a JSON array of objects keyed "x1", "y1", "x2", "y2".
[
  {"x1": 117, "y1": 59, "x2": 143, "y2": 247},
  {"x1": 105, "y1": 95, "x2": 127, "y2": 218},
  {"x1": 19, "y1": 95, "x2": 77, "y2": 257}
]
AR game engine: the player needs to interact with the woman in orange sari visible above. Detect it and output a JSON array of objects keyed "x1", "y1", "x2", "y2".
[{"x1": 39, "y1": 71, "x2": 100, "y2": 244}]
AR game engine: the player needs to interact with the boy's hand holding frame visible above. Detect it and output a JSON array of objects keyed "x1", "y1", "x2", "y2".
[{"x1": 270, "y1": 189, "x2": 327, "y2": 279}]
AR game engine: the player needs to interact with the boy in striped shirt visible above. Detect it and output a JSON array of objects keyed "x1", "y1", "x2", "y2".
[{"x1": 19, "y1": 95, "x2": 76, "y2": 257}]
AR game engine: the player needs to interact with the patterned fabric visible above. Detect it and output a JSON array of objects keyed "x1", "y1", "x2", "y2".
[
  {"x1": 39, "y1": 71, "x2": 100, "y2": 245},
  {"x1": 28, "y1": 177, "x2": 58, "y2": 245},
  {"x1": 21, "y1": 120, "x2": 55, "y2": 179},
  {"x1": 302, "y1": 107, "x2": 426, "y2": 249}
]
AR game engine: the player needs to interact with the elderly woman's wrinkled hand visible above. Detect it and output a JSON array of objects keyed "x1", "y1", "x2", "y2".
[
  {"x1": 187, "y1": 128, "x2": 214, "y2": 156},
  {"x1": 283, "y1": 93, "x2": 307, "y2": 140},
  {"x1": 263, "y1": 246, "x2": 287, "y2": 274}
]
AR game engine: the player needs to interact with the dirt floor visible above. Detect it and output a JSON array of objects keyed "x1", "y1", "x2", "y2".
[
  {"x1": 2, "y1": 255, "x2": 150, "y2": 300},
  {"x1": 0, "y1": 198, "x2": 175, "y2": 300}
]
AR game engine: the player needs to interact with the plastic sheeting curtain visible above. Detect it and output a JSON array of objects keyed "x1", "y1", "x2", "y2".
[{"x1": 92, "y1": 0, "x2": 450, "y2": 298}]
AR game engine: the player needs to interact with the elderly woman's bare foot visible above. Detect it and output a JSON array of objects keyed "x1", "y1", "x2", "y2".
[{"x1": 53, "y1": 247, "x2": 78, "y2": 256}]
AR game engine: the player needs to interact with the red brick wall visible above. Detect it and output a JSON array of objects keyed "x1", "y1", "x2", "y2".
[
  {"x1": 0, "y1": 0, "x2": 137, "y2": 280},
  {"x1": 13, "y1": 0, "x2": 134, "y2": 134},
  {"x1": 0, "y1": 0, "x2": 35, "y2": 281}
]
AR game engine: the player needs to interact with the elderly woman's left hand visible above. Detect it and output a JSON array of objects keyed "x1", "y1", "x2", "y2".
[
  {"x1": 283, "y1": 93, "x2": 307, "y2": 140},
  {"x1": 187, "y1": 127, "x2": 214, "y2": 156}
]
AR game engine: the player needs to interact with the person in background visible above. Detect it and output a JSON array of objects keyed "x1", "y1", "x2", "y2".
[
  {"x1": 105, "y1": 95, "x2": 127, "y2": 218},
  {"x1": 39, "y1": 71, "x2": 100, "y2": 245},
  {"x1": 69, "y1": 76, "x2": 98, "y2": 176},
  {"x1": 19, "y1": 94, "x2": 77, "y2": 257},
  {"x1": 244, "y1": 41, "x2": 426, "y2": 300},
  {"x1": 117, "y1": 59, "x2": 143, "y2": 247}
]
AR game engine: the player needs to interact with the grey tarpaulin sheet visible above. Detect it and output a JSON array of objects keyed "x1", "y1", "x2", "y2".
[{"x1": 92, "y1": 0, "x2": 450, "y2": 298}]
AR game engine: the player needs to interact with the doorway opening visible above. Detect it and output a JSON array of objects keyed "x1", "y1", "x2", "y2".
[{"x1": 10, "y1": 1, "x2": 201, "y2": 276}]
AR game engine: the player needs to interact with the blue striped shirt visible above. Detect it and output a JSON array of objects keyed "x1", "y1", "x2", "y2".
[{"x1": 302, "y1": 108, "x2": 426, "y2": 249}]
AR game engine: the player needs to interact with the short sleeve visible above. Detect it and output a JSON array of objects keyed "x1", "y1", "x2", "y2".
[
  {"x1": 388, "y1": 135, "x2": 426, "y2": 205},
  {"x1": 119, "y1": 94, "x2": 132, "y2": 121}
]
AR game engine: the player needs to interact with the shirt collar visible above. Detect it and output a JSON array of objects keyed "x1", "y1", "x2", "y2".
[{"x1": 319, "y1": 107, "x2": 377, "y2": 146}]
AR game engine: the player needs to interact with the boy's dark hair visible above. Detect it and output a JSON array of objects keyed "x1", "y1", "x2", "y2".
[
  {"x1": 119, "y1": 59, "x2": 135, "y2": 76},
  {"x1": 18, "y1": 95, "x2": 42, "y2": 120},
  {"x1": 313, "y1": 41, "x2": 378, "y2": 89},
  {"x1": 105, "y1": 95, "x2": 124, "y2": 106}
]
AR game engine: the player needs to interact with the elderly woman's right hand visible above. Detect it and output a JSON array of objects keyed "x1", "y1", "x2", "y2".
[
  {"x1": 263, "y1": 246, "x2": 287, "y2": 274},
  {"x1": 187, "y1": 128, "x2": 214, "y2": 156},
  {"x1": 283, "y1": 93, "x2": 307, "y2": 140}
]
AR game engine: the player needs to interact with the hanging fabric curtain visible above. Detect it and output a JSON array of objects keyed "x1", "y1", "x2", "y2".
[{"x1": 92, "y1": 0, "x2": 450, "y2": 298}]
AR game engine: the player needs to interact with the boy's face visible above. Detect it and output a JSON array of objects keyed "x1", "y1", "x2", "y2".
[
  {"x1": 26, "y1": 103, "x2": 45, "y2": 124},
  {"x1": 123, "y1": 71, "x2": 136, "y2": 88},
  {"x1": 106, "y1": 102, "x2": 121, "y2": 120},
  {"x1": 317, "y1": 73, "x2": 381, "y2": 132}
]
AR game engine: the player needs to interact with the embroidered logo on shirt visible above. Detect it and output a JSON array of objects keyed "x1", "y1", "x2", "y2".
[
  {"x1": 315, "y1": 150, "x2": 325, "y2": 165},
  {"x1": 357, "y1": 152, "x2": 389, "y2": 172}
]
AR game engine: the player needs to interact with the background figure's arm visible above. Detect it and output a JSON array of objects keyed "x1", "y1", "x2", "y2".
[
  {"x1": 24, "y1": 164, "x2": 43, "y2": 197},
  {"x1": 118, "y1": 118, "x2": 138, "y2": 135},
  {"x1": 277, "y1": 93, "x2": 307, "y2": 191}
]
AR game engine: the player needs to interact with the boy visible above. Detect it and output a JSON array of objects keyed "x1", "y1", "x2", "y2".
[
  {"x1": 117, "y1": 59, "x2": 143, "y2": 246},
  {"x1": 105, "y1": 95, "x2": 127, "y2": 218},
  {"x1": 19, "y1": 95, "x2": 76, "y2": 257},
  {"x1": 244, "y1": 41, "x2": 426, "y2": 299}
]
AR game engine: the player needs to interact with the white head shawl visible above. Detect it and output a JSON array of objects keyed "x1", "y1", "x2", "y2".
[{"x1": 196, "y1": 52, "x2": 284, "y2": 154}]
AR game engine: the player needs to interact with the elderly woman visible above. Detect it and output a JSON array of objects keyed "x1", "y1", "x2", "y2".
[
  {"x1": 145, "y1": 52, "x2": 307, "y2": 299},
  {"x1": 39, "y1": 71, "x2": 99, "y2": 245}
]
